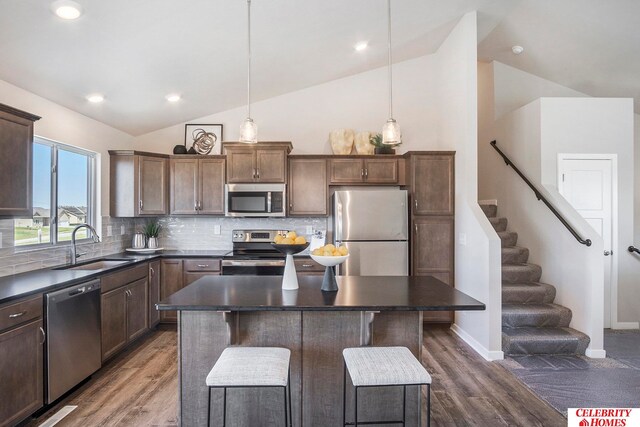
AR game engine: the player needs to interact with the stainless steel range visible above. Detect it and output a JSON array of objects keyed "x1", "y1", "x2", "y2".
[{"x1": 221, "y1": 229, "x2": 290, "y2": 275}]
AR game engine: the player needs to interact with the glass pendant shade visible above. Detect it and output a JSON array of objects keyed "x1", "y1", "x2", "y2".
[
  {"x1": 382, "y1": 118, "x2": 402, "y2": 145},
  {"x1": 239, "y1": 117, "x2": 258, "y2": 144}
]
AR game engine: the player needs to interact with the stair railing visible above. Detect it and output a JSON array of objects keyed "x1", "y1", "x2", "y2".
[
  {"x1": 628, "y1": 246, "x2": 640, "y2": 255},
  {"x1": 490, "y1": 140, "x2": 592, "y2": 247}
]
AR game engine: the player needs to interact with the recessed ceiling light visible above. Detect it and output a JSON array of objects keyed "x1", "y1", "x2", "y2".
[
  {"x1": 51, "y1": 0, "x2": 83, "y2": 20},
  {"x1": 354, "y1": 41, "x2": 368, "y2": 52},
  {"x1": 86, "y1": 94, "x2": 104, "y2": 103},
  {"x1": 166, "y1": 94, "x2": 181, "y2": 103},
  {"x1": 511, "y1": 45, "x2": 524, "y2": 55}
]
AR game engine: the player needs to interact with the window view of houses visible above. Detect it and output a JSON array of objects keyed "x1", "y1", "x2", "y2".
[{"x1": 14, "y1": 206, "x2": 88, "y2": 245}]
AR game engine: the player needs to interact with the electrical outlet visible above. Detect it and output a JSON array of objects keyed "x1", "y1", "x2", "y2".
[
  {"x1": 107, "y1": 226, "x2": 113, "y2": 237},
  {"x1": 306, "y1": 226, "x2": 313, "y2": 235},
  {"x1": 214, "y1": 225, "x2": 221, "y2": 235},
  {"x1": 121, "y1": 225, "x2": 125, "y2": 235},
  {"x1": 459, "y1": 233, "x2": 467, "y2": 246}
]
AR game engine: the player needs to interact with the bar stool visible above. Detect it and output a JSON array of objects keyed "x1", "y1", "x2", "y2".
[
  {"x1": 342, "y1": 346, "x2": 431, "y2": 426},
  {"x1": 206, "y1": 347, "x2": 292, "y2": 427}
]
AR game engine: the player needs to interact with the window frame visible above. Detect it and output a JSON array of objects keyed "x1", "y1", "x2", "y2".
[{"x1": 15, "y1": 136, "x2": 97, "y2": 249}]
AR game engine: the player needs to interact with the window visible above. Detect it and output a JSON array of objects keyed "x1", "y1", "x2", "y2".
[{"x1": 14, "y1": 137, "x2": 97, "y2": 247}]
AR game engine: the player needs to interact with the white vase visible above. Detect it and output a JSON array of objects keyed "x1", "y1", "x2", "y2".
[{"x1": 329, "y1": 129, "x2": 355, "y2": 155}]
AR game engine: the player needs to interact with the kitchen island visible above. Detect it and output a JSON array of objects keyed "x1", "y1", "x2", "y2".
[{"x1": 158, "y1": 275, "x2": 484, "y2": 427}]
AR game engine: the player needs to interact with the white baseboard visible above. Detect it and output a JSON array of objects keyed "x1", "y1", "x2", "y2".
[
  {"x1": 450, "y1": 323, "x2": 504, "y2": 361},
  {"x1": 611, "y1": 321, "x2": 640, "y2": 330},
  {"x1": 478, "y1": 199, "x2": 498, "y2": 206},
  {"x1": 586, "y1": 348, "x2": 606, "y2": 358}
]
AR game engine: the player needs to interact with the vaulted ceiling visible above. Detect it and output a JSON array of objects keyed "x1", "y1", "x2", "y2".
[{"x1": 1, "y1": 0, "x2": 638, "y2": 136}]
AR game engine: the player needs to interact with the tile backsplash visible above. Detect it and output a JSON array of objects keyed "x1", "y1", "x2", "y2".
[
  {"x1": 0, "y1": 216, "x2": 135, "y2": 278},
  {"x1": 139, "y1": 216, "x2": 328, "y2": 251}
]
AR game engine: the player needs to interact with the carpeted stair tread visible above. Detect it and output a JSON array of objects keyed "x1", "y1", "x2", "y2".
[
  {"x1": 502, "y1": 263, "x2": 542, "y2": 283},
  {"x1": 480, "y1": 204, "x2": 497, "y2": 218},
  {"x1": 502, "y1": 303, "x2": 572, "y2": 328},
  {"x1": 498, "y1": 231, "x2": 518, "y2": 248},
  {"x1": 489, "y1": 217, "x2": 508, "y2": 232},
  {"x1": 502, "y1": 282, "x2": 556, "y2": 304},
  {"x1": 502, "y1": 327, "x2": 590, "y2": 355},
  {"x1": 501, "y1": 246, "x2": 529, "y2": 264}
]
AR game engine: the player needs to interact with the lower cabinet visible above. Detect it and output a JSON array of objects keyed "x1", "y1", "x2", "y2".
[
  {"x1": 148, "y1": 260, "x2": 161, "y2": 328},
  {"x1": 101, "y1": 277, "x2": 149, "y2": 361},
  {"x1": 160, "y1": 259, "x2": 184, "y2": 323},
  {"x1": 0, "y1": 318, "x2": 43, "y2": 427}
]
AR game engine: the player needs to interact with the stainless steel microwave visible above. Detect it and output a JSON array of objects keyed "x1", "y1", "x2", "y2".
[{"x1": 224, "y1": 184, "x2": 286, "y2": 217}]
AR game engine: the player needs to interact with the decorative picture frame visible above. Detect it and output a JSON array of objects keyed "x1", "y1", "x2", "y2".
[{"x1": 184, "y1": 124, "x2": 223, "y2": 155}]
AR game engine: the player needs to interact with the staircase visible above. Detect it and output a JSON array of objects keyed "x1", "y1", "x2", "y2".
[{"x1": 481, "y1": 203, "x2": 590, "y2": 355}]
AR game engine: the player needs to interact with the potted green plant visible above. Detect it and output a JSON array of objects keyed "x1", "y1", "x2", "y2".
[
  {"x1": 369, "y1": 133, "x2": 397, "y2": 154},
  {"x1": 143, "y1": 221, "x2": 161, "y2": 249}
]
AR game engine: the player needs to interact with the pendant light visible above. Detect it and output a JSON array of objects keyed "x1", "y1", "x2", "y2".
[
  {"x1": 239, "y1": 0, "x2": 258, "y2": 143},
  {"x1": 382, "y1": 0, "x2": 401, "y2": 145}
]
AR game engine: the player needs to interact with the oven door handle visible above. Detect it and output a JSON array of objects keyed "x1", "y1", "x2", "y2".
[{"x1": 221, "y1": 260, "x2": 286, "y2": 267}]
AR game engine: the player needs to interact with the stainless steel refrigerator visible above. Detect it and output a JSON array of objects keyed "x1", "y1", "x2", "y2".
[{"x1": 331, "y1": 189, "x2": 409, "y2": 276}]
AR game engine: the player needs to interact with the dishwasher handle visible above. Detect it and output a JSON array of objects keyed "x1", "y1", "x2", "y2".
[{"x1": 46, "y1": 280, "x2": 101, "y2": 303}]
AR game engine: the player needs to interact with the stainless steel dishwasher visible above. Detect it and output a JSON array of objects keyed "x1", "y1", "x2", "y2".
[{"x1": 45, "y1": 279, "x2": 101, "y2": 403}]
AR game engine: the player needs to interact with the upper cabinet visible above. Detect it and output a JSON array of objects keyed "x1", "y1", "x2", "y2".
[
  {"x1": 410, "y1": 154, "x2": 454, "y2": 216},
  {"x1": 170, "y1": 156, "x2": 225, "y2": 215},
  {"x1": 223, "y1": 142, "x2": 292, "y2": 183},
  {"x1": 329, "y1": 157, "x2": 402, "y2": 185},
  {"x1": 109, "y1": 151, "x2": 169, "y2": 217},
  {"x1": 0, "y1": 104, "x2": 40, "y2": 217},
  {"x1": 288, "y1": 157, "x2": 327, "y2": 216}
]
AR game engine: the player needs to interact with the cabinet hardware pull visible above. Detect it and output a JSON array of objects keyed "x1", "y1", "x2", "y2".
[
  {"x1": 195, "y1": 202, "x2": 199, "y2": 211},
  {"x1": 365, "y1": 168, "x2": 368, "y2": 177},
  {"x1": 302, "y1": 264, "x2": 313, "y2": 268},
  {"x1": 252, "y1": 168, "x2": 256, "y2": 179},
  {"x1": 198, "y1": 201, "x2": 202, "y2": 210},
  {"x1": 415, "y1": 199, "x2": 418, "y2": 208},
  {"x1": 256, "y1": 169, "x2": 260, "y2": 179},
  {"x1": 361, "y1": 168, "x2": 364, "y2": 177},
  {"x1": 415, "y1": 224, "x2": 418, "y2": 234},
  {"x1": 139, "y1": 200, "x2": 144, "y2": 210},
  {"x1": 150, "y1": 267, "x2": 154, "y2": 277},
  {"x1": 8, "y1": 311, "x2": 25, "y2": 318},
  {"x1": 39, "y1": 327, "x2": 46, "y2": 345},
  {"x1": 197, "y1": 264, "x2": 209, "y2": 268}
]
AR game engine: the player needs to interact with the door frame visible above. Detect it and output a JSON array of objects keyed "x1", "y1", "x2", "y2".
[{"x1": 557, "y1": 153, "x2": 619, "y2": 329}]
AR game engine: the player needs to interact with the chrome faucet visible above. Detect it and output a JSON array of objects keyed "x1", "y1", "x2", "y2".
[{"x1": 71, "y1": 224, "x2": 101, "y2": 265}]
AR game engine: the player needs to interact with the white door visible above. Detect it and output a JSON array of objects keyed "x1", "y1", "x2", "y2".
[{"x1": 558, "y1": 157, "x2": 613, "y2": 327}]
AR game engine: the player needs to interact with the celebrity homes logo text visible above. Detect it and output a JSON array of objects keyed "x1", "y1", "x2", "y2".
[{"x1": 568, "y1": 408, "x2": 640, "y2": 427}]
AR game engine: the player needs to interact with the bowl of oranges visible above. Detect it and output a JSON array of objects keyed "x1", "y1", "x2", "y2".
[
  {"x1": 271, "y1": 231, "x2": 309, "y2": 255},
  {"x1": 310, "y1": 244, "x2": 349, "y2": 267}
]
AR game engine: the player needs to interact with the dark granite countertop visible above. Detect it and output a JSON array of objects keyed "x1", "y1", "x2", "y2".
[
  {"x1": 157, "y1": 275, "x2": 485, "y2": 312},
  {"x1": 0, "y1": 249, "x2": 318, "y2": 305}
]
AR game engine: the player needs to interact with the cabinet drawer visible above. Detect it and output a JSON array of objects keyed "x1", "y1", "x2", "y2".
[
  {"x1": 101, "y1": 263, "x2": 149, "y2": 293},
  {"x1": 294, "y1": 258, "x2": 324, "y2": 272},
  {"x1": 183, "y1": 259, "x2": 221, "y2": 272},
  {"x1": 0, "y1": 294, "x2": 42, "y2": 332}
]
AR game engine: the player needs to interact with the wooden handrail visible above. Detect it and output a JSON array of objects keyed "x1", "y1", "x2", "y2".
[{"x1": 490, "y1": 140, "x2": 592, "y2": 247}]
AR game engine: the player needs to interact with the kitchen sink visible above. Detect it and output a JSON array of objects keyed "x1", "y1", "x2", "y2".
[{"x1": 55, "y1": 258, "x2": 135, "y2": 271}]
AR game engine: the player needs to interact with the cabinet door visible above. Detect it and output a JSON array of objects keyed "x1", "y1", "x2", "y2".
[
  {"x1": 329, "y1": 159, "x2": 364, "y2": 184},
  {"x1": 412, "y1": 217, "x2": 454, "y2": 322},
  {"x1": 256, "y1": 149, "x2": 286, "y2": 183},
  {"x1": 126, "y1": 278, "x2": 149, "y2": 342},
  {"x1": 412, "y1": 154, "x2": 454, "y2": 216},
  {"x1": 160, "y1": 259, "x2": 184, "y2": 322},
  {"x1": 288, "y1": 158, "x2": 327, "y2": 216},
  {"x1": 170, "y1": 158, "x2": 199, "y2": 215},
  {"x1": 0, "y1": 319, "x2": 43, "y2": 426},
  {"x1": 365, "y1": 158, "x2": 398, "y2": 184},
  {"x1": 138, "y1": 156, "x2": 168, "y2": 215},
  {"x1": 199, "y1": 158, "x2": 225, "y2": 214},
  {"x1": 148, "y1": 261, "x2": 161, "y2": 328},
  {"x1": 101, "y1": 287, "x2": 128, "y2": 361},
  {"x1": 226, "y1": 149, "x2": 256, "y2": 183},
  {"x1": 0, "y1": 109, "x2": 36, "y2": 217}
]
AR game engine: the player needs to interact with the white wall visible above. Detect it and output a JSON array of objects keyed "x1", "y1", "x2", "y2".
[
  {"x1": 0, "y1": 79, "x2": 134, "y2": 216},
  {"x1": 437, "y1": 12, "x2": 503, "y2": 360},
  {"x1": 133, "y1": 54, "x2": 440, "y2": 153}
]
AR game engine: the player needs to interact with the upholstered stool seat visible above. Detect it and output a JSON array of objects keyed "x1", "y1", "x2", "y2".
[
  {"x1": 206, "y1": 347, "x2": 292, "y2": 427},
  {"x1": 342, "y1": 346, "x2": 432, "y2": 426}
]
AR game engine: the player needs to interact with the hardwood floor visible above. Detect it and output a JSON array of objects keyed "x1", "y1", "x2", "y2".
[{"x1": 29, "y1": 324, "x2": 565, "y2": 427}]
